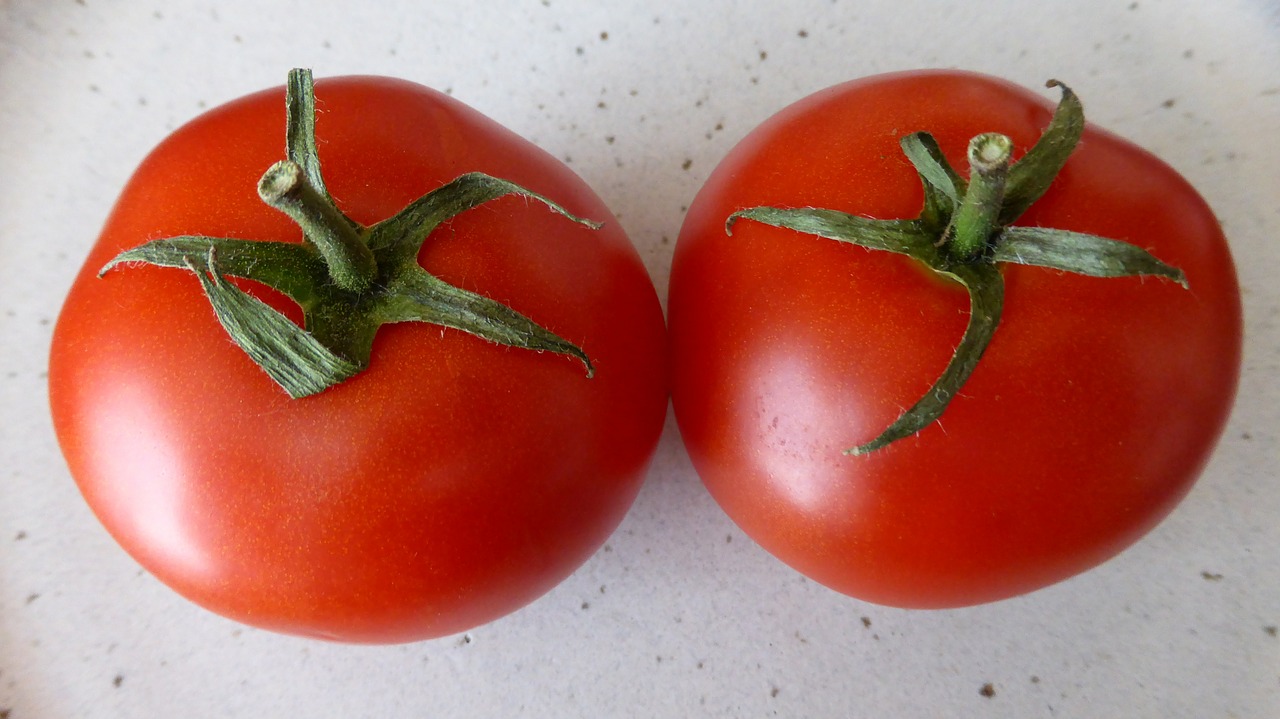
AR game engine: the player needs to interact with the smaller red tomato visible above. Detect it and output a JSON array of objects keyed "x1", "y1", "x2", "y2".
[{"x1": 669, "y1": 70, "x2": 1241, "y2": 608}]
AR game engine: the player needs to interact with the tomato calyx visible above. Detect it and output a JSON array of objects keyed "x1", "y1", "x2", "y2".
[
  {"x1": 98, "y1": 69, "x2": 598, "y2": 399},
  {"x1": 727, "y1": 80, "x2": 1189, "y2": 456}
]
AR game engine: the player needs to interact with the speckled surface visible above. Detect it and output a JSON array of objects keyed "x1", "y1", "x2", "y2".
[{"x1": 2, "y1": 1, "x2": 1279, "y2": 717}]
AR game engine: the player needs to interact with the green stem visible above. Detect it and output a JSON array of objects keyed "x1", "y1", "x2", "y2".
[
  {"x1": 946, "y1": 133, "x2": 1013, "y2": 262},
  {"x1": 257, "y1": 160, "x2": 377, "y2": 293}
]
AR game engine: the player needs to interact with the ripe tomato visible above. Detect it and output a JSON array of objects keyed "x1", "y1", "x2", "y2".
[
  {"x1": 669, "y1": 70, "x2": 1241, "y2": 608},
  {"x1": 49, "y1": 72, "x2": 668, "y2": 642}
]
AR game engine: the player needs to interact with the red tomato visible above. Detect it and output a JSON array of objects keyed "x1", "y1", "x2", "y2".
[
  {"x1": 49, "y1": 74, "x2": 668, "y2": 642},
  {"x1": 669, "y1": 70, "x2": 1241, "y2": 608}
]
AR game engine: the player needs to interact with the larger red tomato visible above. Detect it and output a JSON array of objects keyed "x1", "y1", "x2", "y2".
[
  {"x1": 669, "y1": 70, "x2": 1241, "y2": 608},
  {"x1": 50, "y1": 72, "x2": 668, "y2": 642}
]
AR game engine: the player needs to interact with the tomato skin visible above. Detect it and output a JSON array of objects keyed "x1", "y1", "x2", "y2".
[
  {"x1": 669, "y1": 70, "x2": 1241, "y2": 608},
  {"x1": 49, "y1": 76, "x2": 668, "y2": 642}
]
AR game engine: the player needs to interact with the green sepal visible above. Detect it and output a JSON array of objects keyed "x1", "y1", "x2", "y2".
[
  {"x1": 100, "y1": 235, "x2": 326, "y2": 308},
  {"x1": 370, "y1": 172, "x2": 603, "y2": 265},
  {"x1": 899, "y1": 132, "x2": 965, "y2": 231},
  {"x1": 727, "y1": 206, "x2": 936, "y2": 261},
  {"x1": 994, "y1": 226, "x2": 1189, "y2": 286},
  {"x1": 376, "y1": 266, "x2": 594, "y2": 377},
  {"x1": 184, "y1": 249, "x2": 361, "y2": 399},
  {"x1": 1000, "y1": 80, "x2": 1084, "y2": 224},
  {"x1": 285, "y1": 68, "x2": 359, "y2": 232},
  {"x1": 848, "y1": 262, "x2": 1003, "y2": 455}
]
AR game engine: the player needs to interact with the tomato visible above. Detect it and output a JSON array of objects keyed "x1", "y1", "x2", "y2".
[
  {"x1": 668, "y1": 70, "x2": 1241, "y2": 608},
  {"x1": 49, "y1": 72, "x2": 668, "y2": 642}
]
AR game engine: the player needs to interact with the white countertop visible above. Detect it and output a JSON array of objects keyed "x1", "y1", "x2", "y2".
[{"x1": 2, "y1": 1, "x2": 1278, "y2": 717}]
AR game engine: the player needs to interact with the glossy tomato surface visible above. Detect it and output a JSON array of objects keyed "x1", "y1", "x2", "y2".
[
  {"x1": 669, "y1": 70, "x2": 1241, "y2": 608},
  {"x1": 49, "y1": 76, "x2": 668, "y2": 642}
]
